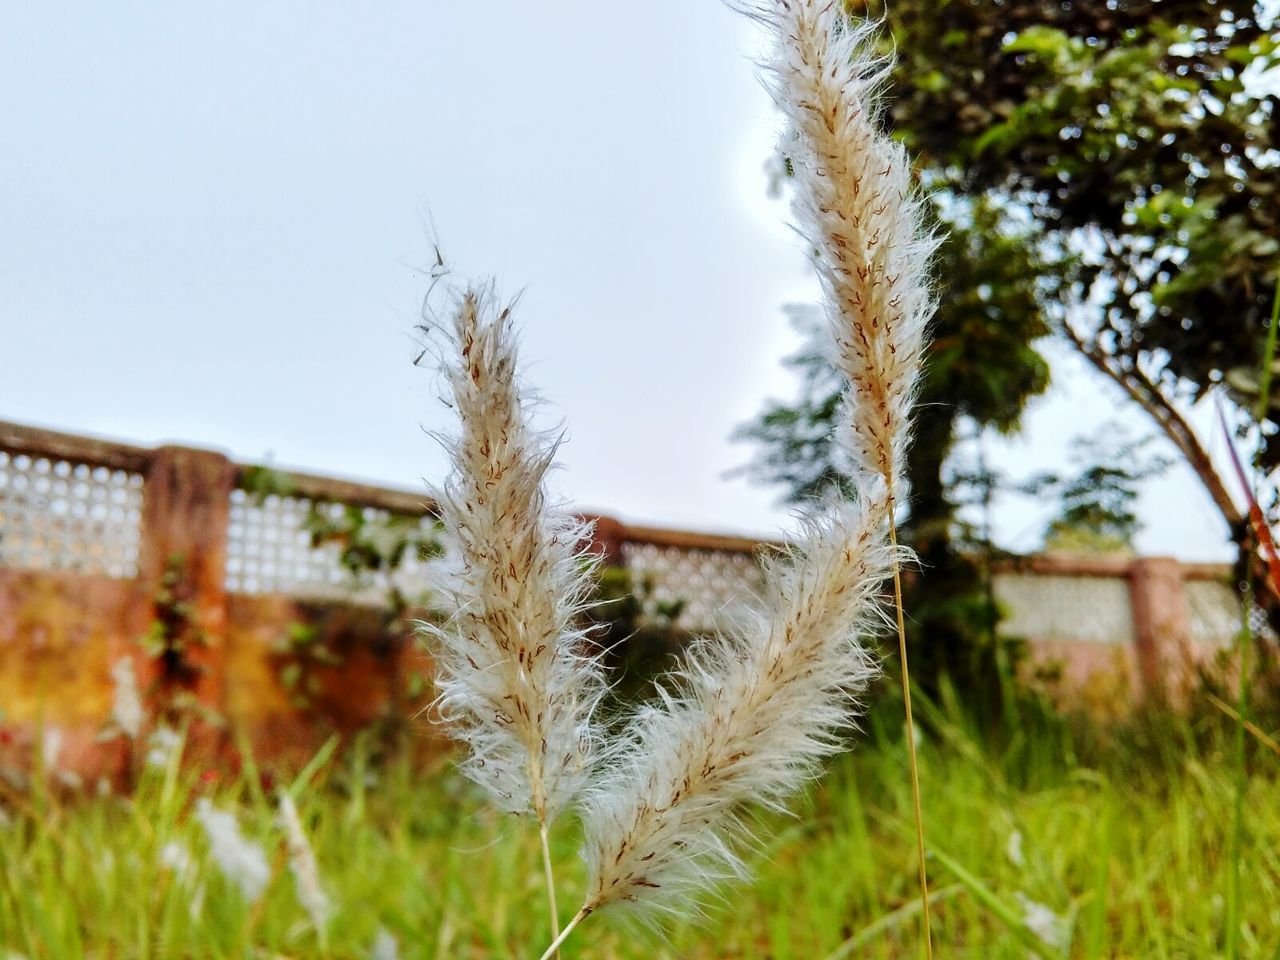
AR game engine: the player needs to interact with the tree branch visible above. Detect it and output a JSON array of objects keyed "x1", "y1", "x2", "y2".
[{"x1": 1061, "y1": 321, "x2": 1243, "y2": 531}]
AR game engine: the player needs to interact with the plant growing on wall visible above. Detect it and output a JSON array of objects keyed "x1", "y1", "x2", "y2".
[
  {"x1": 138, "y1": 556, "x2": 219, "y2": 725},
  {"x1": 240, "y1": 464, "x2": 445, "y2": 718}
]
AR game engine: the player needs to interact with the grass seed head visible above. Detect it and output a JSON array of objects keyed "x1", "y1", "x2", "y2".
[{"x1": 422, "y1": 275, "x2": 607, "y2": 826}]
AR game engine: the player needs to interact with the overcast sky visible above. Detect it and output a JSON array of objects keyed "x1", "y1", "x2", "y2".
[{"x1": 1, "y1": 2, "x2": 1243, "y2": 561}]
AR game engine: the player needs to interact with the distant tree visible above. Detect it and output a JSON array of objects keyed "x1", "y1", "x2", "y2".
[
  {"x1": 1020, "y1": 424, "x2": 1173, "y2": 554},
  {"x1": 736, "y1": 195, "x2": 1051, "y2": 696}
]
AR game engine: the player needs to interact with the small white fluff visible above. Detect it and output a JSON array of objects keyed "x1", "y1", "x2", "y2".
[
  {"x1": 160, "y1": 841, "x2": 206, "y2": 920},
  {"x1": 41, "y1": 726, "x2": 63, "y2": 772},
  {"x1": 577, "y1": 496, "x2": 893, "y2": 920},
  {"x1": 146, "y1": 726, "x2": 183, "y2": 769},
  {"x1": 746, "y1": 0, "x2": 937, "y2": 494},
  {"x1": 1016, "y1": 893, "x2": 1071, "y2": 951},
  {"x1": 159, "y1": 841, "x2": 196, "y2": 885},
  {"x1": 110, "y1": 657, "x2": 144, "y2": 740},
  {"x1": 371, "y1": 927, "x2": 400, "y2": 960},
  {"x1": 422, "y1": 281, "x2": 606, "y2": 825},
  {"x1": 277, "y1": 792, "x2": 332, "y2": 932},
  {"x1": 195, "y1": 799, "x2": 270, "y2": 904},
  {"x1": 1006, "y1": 829, "x2": 1026, "y2": 868}
]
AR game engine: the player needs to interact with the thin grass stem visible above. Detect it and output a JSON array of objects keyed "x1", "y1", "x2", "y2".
[
  {"x1": 822, "y1": 883, "x2": 962, "y2": 960},
  {"x1": 1228, "y1": 273, "x2": 1280, "y2": 958},
  {"x1": 887, "y1": 505, "x2": 933, "y2": 960},
  {"x1": 1226, "y1": 588, "x2": 1251, "y2": 960},
  {"x1": 538, "y1": 820, "x2": 561, "y2": 959},
  {"x1": 535, "y1": 906, "x2": 588, "y2": 960},
  {"x1": 1207, "y1": 692, "x2": 1280, "y2": 757}
]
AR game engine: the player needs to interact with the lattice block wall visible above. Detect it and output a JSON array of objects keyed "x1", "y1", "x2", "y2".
[
  {"x1": 225, "y1": 490, "x2": 439, "y2": 602},
  {"x1": 1249, "y1": 604, "x2": 1278, "y2": 642},
  {"x1": 0, "y1": 452, "x2": 145, "y2": 578},
  {"x1": 622, "y1": 542, "x2": 766, "y2": 634},
  {"x1": 1185, "y1": 579, "x2": 1248, "y2": 648},
  {"x1": 994, "y1": 573, "x2": 1135, "y2": 645}
]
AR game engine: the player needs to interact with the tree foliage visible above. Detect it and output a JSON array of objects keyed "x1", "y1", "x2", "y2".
[
  {"x1": 876, "y1": 0, "x2": 1278, "y2": 437},
  {"x1": 861, "y1": 0, "x2": 1280, "y2": 620},
  {"x1": 741, "y1": 0, "x2": 1280, "y2": 673}
]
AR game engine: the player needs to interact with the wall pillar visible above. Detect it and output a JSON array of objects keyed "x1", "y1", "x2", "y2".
[
  {"x1": 137, "y1": 445, "x2": 235, "y2": 719},
  {"x1": 1129, "y1": 556, "x2": 1193, "y2": 700},
  {"x1": 582, "y1": 513, "x2": 628, "y2": 568}
]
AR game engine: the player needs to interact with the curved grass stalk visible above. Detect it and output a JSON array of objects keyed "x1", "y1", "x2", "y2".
[
  {"x1": 747, "y1": 3, "x2": 940, "y2": 952},
  {"x1": 531, "y1": 7, "x2": 938, "y2": 957},
  {"x1": 1225, "y1": 273, "x2": 1280, "y2": 959}
]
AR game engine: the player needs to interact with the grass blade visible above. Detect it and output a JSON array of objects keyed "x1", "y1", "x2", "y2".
[
  {"x1": 930, "y1": 845, "x2": 1066, "y2": 960},
  {"x1": 821, "y1": 884, "x2": 963, "y2": 960}
]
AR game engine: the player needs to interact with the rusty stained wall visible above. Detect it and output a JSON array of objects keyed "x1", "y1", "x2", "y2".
[
  {"x1": 0, "y1": 419, "x2": 1259, "y2": 783},
  {"x1": 223, "y1": 595, "x2": 432, "y2": 770},
  {"x1": 0, "y1": 565, "x2": 435, "y2": 782},
  {"x1": 0, "y1": 569, "x2": 148, "y2": 782}
]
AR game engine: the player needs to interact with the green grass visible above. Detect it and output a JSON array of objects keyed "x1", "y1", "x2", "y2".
[{"x1": 1, "y1": 690, "x2": 1278, "y2": 959}]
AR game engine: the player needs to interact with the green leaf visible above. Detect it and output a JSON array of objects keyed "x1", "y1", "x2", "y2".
[
  {"x1": 1003, "y1": 26, "x2": 1070, "y2": 58},
  {"x1": 974, "y1": 121, "x2": 1014, "y2": 155}
]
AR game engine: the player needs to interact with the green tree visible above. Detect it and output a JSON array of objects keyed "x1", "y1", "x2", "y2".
[{"x1": 866, "y1": 0, "x2": 1280, "y2": 617}]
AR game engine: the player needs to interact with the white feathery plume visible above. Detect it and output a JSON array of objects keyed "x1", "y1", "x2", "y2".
[
  {"x1": 277, "y1": 792, "x2": 332, "y2": 933},
  {"x1": 422, "y1": 275, "x2": 607, "y2": 951},
  {"x1": 535, "y1": 7, "x2": 936, "y2": 953},
  {"x1": 110, "y1": 657, "x2": 144, "y2": 740},
  {"x1": 567, "y1": 495, "x2": 893, "y2": 927},
  {"x1": 195, "y1": 798, "x2": 270, "y2": 904},
  {"x1": 749, "y1": 0, "x2": 937, "y2": 495},
  {"x1": 422, "y1": 279, "x2": 606, "y2": 825}
]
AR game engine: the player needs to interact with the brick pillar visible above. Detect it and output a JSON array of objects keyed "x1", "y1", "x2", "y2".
[
  {"x1": 581, "y1": 513, "x2": 628, "y2": 567},
  {"x1": 1129, "y1": 557, "x2": 1193, "y2": 700},
  {"x1": 137, "y1": 445, "x2": 235, "y2": 718}
]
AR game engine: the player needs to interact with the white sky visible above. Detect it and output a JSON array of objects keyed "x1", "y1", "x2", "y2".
[{"x1": 0, "y1": 2, "x2": 1241, "y2": 561}]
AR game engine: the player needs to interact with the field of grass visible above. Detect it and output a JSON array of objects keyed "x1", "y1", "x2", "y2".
[{"x1": 2, "y1": 682, "x2": 1278, "y2": 960}]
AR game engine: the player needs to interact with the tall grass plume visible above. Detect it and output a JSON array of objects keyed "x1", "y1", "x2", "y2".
[
  {"x1": 536, "y1": 7, "x2": 938, "y2": 952},
  {"x1": 419, "y1": 269, "x2": 607, "y2": 944},
  {"x1": 744, "y1": 2, "x2": 940, "y2": 950}
]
